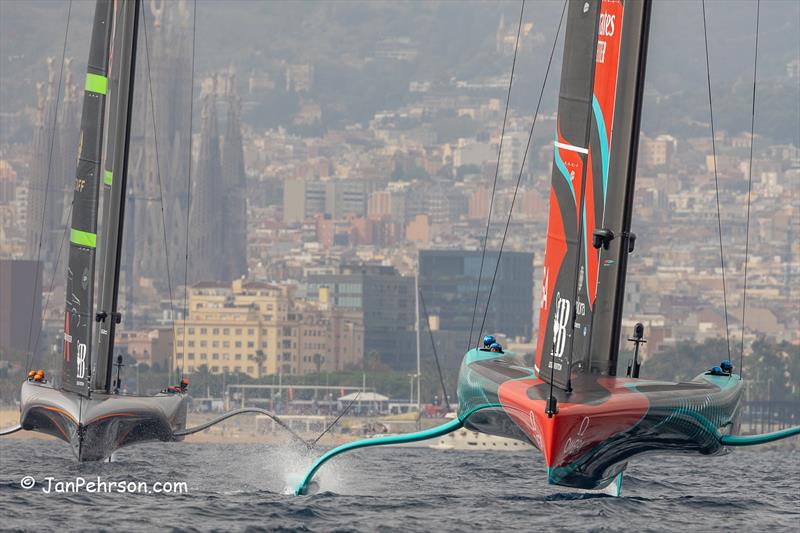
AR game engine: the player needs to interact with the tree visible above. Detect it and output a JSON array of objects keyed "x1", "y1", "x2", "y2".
[
  {"x1": 255, "y1": 350, "x2": 266, "y2": 380},
  {"x1": 642, "y1": 337, "x2": 730, "y2": 382}
]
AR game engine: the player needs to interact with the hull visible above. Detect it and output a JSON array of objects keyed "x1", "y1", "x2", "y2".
[
  {"x1": 458, "y1": 349, "x2": 742, "y2": 490},
  {"x1": 20, "y1": 381, "x2": 188, "y2": 461},
  {"x1": 429, "y1": 428, "x2": 533, "y2": 452}
]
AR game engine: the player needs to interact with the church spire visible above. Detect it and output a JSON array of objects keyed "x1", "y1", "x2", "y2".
[
  {"x1": 187, "y1": 77, "x2": 224, "y2": 282},
  {"x1": 220, "y1": 68, "x2": 248, "y2": 280}
]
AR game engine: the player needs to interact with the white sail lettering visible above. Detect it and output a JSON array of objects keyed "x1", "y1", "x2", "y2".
[
  {"x1": 597, "y1": 40, "x2": 607, "y2": 63},
  {"x1": 599, "y1": 13, "x2": 615, "y2": 37},
  {"x1": 552, "y1": 295, "x2": 571, "y2": 359},
  {"x1": 76, "y1": 342, "x2": 86, "y2": 379}
]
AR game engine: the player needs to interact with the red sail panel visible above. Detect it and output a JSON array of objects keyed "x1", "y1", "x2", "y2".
[
  {"x1": 571, "y1": 0, "x2": 625, "y2": 372},
  {"x1": 535, "y1": 0, "x2": 602, "y2": 389}
]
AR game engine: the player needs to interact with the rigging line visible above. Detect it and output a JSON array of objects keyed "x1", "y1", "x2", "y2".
[
  {"x1": 739, "y1": 0, "x2": 760, "y2": 379},
  {"x1": 478, "y1": 0, "x2": 567, "y2": 344},
  {"x1": 466, "y1": 0, "x2": 525, "y2": 352},
  {"x1": 25, "y1": 0, "x2": 73, "y2": 373},
  {"x1": 419, "y1": 288, "x2": 450, "y2": 408},
  {"x1": 311, "y1": 391, "x2": 360, "y2": 447},
  {"x1": 701, "y1": 0, "x2": 732, "y2": 363},
  {"x1": 142, "y1": 7, "x2": 176, "y2": 386},
  {"x1": 180, "y1": 0, "x2": 197, "y2": 379},
  {"x1": 31, "y1": 202, "x2": 74, "y2": 367}
]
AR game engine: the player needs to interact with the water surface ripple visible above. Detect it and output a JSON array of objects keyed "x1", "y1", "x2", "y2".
[{"x1": 1, "y1": 439, "x2": 797, "y2": 531}]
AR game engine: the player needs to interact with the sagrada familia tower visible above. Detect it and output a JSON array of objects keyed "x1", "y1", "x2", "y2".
[
  {"x1": 27, "y1": 0, "x2": 248, "y2": 320},
  {"x1": 26, "y1": 58, "x2": 80, "y2": 277},
  {"x1": 127, "y1": 0, "x2": 248, "y2": 293}
]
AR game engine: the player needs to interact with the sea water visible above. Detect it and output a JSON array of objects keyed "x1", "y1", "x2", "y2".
[{"x1": 1, "y1": 439, "x2": 797, "y2": 531}]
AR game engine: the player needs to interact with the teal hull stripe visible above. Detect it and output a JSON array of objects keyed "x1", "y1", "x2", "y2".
[
  {"x1": 295, "y1": 403, "x2": 503, "y2": 495},
  {"x1": 720, "y1": 426, "x2": 800, "y2": 446},
  {"x1": 591, "y1": 95, "x2": 610, "y2": 205},
  {"x1": 554, "y1": 134, "x2": 577, "y2": 202}
]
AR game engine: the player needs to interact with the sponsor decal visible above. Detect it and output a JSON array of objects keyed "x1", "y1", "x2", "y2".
[
  {"x1": 76, "y1": 342, "x2": 87, "y2": 379},
  {"x1": 552, "y1": 293, "x2": 571, "y2": 361}
]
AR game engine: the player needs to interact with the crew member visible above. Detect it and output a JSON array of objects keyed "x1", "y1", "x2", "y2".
[
  {"x1": 720, "y1": 360, "x2": 734, "y2": 375},
  {"x1": 482, "y1": 335, "x2": 496, "y2": 349},
  {"x1": 489, "y1": 342, "x2": 504, "y2": 354},
  {"x1": 707, "y1": 366, "x2": 725, "y2": 376}
]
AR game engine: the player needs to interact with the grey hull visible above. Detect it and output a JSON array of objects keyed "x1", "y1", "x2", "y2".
[{"x1": 20, "y1": 381, "x2": 187, "y2": 461}]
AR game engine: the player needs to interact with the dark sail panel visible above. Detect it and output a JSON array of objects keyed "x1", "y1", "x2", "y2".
[
  {"x1": 61, "y1": 0, "x2": 114, "y2": 395},
  {"x1": 586, "y1": 0, "x2": 652, "y2": 374},
  {"x1": 535, "y1": 0, "x2": 601, "y2": 389},
  {"x1": 94, "y1": 0, "x2": 140, "y2": 392}
]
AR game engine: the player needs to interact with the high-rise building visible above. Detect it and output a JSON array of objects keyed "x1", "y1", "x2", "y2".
[
  {"x1": 0, "y1": 259, "x2": 42, "y2": 355},
  {"x1": 419, "y1": 249, "x2": 534, "y2": 346},
  {"x1": 283, "y1": 178, "x2": 380, "y2": 225},
  {"x1": 307, "y1": 264, "x2": 415, "y2": 370}
]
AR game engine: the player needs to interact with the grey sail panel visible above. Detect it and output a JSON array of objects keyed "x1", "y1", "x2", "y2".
[
  {"x1": 585, "y1": 0, "x2": 652, "y2": 374},
  {"x1": 61, "y1": 0, "x2": 114, "y2": 395},
  {"x1": 94, "y1": 0, "x2": 140, "y2": 391},
  {"x1": 534, "y1": 0, "x2": 601, "y2": 390},
  {"x1": 95, "y1": 0, "x2": 122, "y2": 309}
]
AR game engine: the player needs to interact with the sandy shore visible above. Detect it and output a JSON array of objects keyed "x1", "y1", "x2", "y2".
[{"x1": 0, "y1": 408, "x2": 426, "y2": 447}]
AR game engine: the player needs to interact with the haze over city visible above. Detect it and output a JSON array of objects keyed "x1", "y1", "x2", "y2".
[{"x1": 0, "y1": 0, "x2": 797, "y2": 409}]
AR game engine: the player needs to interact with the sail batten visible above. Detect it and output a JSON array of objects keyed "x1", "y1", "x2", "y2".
[{"x1": 60, "y1": 0, "x2": 114, "y2": 395}]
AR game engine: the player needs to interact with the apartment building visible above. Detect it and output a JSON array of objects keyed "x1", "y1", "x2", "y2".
[{"x1": 173, "y1": 279, "x2": 363, "y2": 377}]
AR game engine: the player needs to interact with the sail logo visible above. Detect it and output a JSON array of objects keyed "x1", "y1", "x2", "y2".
[
  {"x1": 76, "y1": 342, "x2": 87, "y2": 379},
  {"x1": 596, "y1": 12, "x2": 616, "y2": 64},
  {"x1": 597, "y1": 41, "x2": 607, "y2": 64},
  {"x1": 541, "y1": 267, "x2": 549, "y2": 309},
  {"x1": 599, "y1": 13, "x2": 615, "y2": 37},
  {"x1": 552, "y1": 294, "x2": 571, "y2": 359},
  {"x1": 563, "y1": 416, "x2": 593, "y2": 459}
]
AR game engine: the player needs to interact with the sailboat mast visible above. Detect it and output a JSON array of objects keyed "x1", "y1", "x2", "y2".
[
  {"x1": 415, "y1": 269, "x2": 421, "y2": 422},
  {"x1": 96, "y1": 0, "x2": 124, "y2": 307},
  {"x1": 94, "y1": 0, "x2": 141, "y2": 392},
  {"x1": 60, "y1": 0, "x2": 114, "y2": 395},
  {"x1": 586, "y1": 0, "x2": 652, "y2": 375}
]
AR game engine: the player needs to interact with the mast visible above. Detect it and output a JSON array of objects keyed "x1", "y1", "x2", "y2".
[
  {"x1": 60, "y1": 0, "x2": 114, "y2": 395},
  {"x1": 535, "y1": 0, "x2": 652, "y2": 389},
  {"x1": 94, "y1": 0, "x2": 141, "y2": 392},
  {"x1": 415, "y1": 269, "x2": 421, "y2": 426},
  {"x1": 586, "y1": 0, "x2": 652, "y2": 375},
  {"x1": 96, "y1": 0, "x2": 124, "y2": 313}
]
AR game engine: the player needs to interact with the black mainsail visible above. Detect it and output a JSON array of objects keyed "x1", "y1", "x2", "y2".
[{"x1": 61, "y1": 0, "x2": 114, "y2": 394}]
